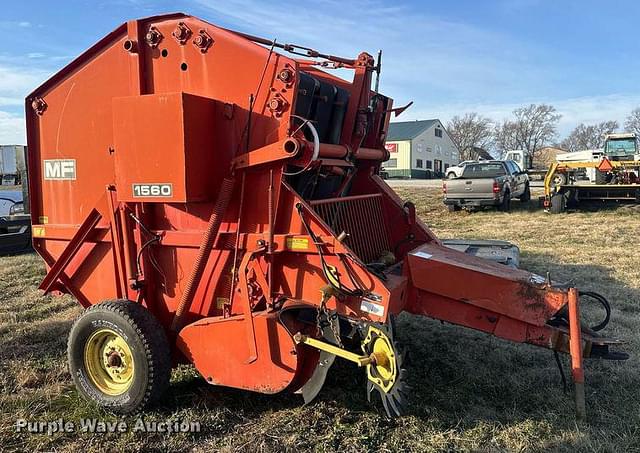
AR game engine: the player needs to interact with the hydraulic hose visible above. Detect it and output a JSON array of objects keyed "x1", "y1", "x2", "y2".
[
  {"x1": 171, "y1": 178, "x2": 235, "y2": 332},
  {"x1": 549, "y1": 290, "x2": 612, "y2": 332},
  {"x1": 579, "y1": 291, "x2": 611, "y2": 332}
]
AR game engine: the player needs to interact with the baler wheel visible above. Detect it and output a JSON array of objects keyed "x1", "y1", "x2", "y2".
[
  {"x1": 67, "y1": 300, "x2": 171, "y2": 414},
  {"x1": 361, "y1": 323, "x2": 409, "y2": 417}
]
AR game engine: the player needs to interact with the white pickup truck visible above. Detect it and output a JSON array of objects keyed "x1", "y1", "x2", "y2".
[{"x1": 443, "y1": 160, "x2": 530, "y2": 212}]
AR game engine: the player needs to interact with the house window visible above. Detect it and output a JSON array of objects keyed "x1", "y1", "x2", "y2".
[
  {"x1": 425, "y1": 160, "x2": 432, "y2": 169},
  {"x1": 416, "y1": 159, "x2": 423, "y2": 168},
  {"x1": 385, "y1": 158, "x2": 397, "y2": 168},
  {"x1": 435, "y1": 128, "x2": 443, "y2": 138}
]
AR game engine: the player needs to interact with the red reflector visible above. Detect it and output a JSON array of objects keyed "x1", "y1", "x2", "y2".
[
  {"x1": 492, "y1": 182, "x2": 500, "y2": 193},
  {"x1": 598, "y1": 157, "x2": 613, "y2": 172},
  {"x1": 442, "y1": 182, "x2": 447, "y2": 194}
]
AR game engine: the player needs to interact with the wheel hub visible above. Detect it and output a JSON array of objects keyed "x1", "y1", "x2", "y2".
[
  {"x1": 361, "y1": 323, "x2": 409, "y2": 417},
  {"x1": 84, "y1": 328, "x2": 135, "y2": 395}
]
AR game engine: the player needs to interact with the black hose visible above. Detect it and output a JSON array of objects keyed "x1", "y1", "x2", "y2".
[
  {"x1": 579, "y1": 291, "x2": 611, "y2": 332},
  {"x1": 548, "y1": 290, "x2": 612, "y2": 332}
]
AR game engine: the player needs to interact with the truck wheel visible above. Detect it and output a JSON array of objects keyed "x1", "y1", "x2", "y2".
[
  {"x1": 498, "y1": 191, "x2": 511, "y2": 212},
  {"x1": 67, "y1": 300, "x2": 171, "y2": 414},
  {"x1": 447, "y1": 204, "x2": 461, "y2": 212},
  {"x1": 552, "y1": 173, "x2": 567, "y2": 186},
  {"x1": 549, "y1": 193, "x2": 566, "y2": 214},
  {"x1": 519, "y1": 183, "x2": 531, "y2": 202},
  {"x1": 446, "y1": 172, "x2": 456, "y2": 179}
]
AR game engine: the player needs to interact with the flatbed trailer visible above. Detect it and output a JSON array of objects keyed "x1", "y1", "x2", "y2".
[{"x1": 543, "y1": 159, "x2": 640, "y2": 213}]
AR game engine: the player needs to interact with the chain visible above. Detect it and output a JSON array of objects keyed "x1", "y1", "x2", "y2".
[{"x1": 317, "y1": 289, "x2": 343, "y2": 348}]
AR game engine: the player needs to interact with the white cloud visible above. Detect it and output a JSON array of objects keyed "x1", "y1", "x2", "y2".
[
  {"x1": 194, "y1": 0, "x2": 550, "y2": 105},
  {"x1": 192, "y1": 0, "x2": 640, "y2": 139},
  {"x1": 406, "y1": 93, "x2": 640, "y2": 137},
  {"x1": 0, "y1": 62, "x2": 54, "y2": 144},
  {"x1": 0, "y1": 20, "x2": 32, "y2": 29},
  {"x1": 0, "y1": 110, "x2": 26, "y2": 144},
  {"x1": 0, "y1": 63, "x2": 50, "y2": 102}
]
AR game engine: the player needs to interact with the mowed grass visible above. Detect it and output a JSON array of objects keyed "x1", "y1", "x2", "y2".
[{"x1": 1, "y1": 187, "x2": 640, "y2": 452}]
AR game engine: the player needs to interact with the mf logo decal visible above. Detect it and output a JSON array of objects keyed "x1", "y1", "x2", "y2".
[{"x1": 44, "y1": 159, "x2": 76, "y2": 180}]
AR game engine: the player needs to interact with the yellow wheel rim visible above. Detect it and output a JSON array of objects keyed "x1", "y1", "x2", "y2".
[
  {"x1": 362, "y1": 326, "x2": 397, "y2": 393},
  {"x1": 372, "y1": 337, "x2": 394, "y2": 381},
  {"x1": 84, "y1": 328, "x2": 135, "y2": 396}
]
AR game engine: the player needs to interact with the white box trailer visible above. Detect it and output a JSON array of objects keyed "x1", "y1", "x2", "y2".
[{"x1": 0, "y1": 145, "x2": 26, "y2": 185}]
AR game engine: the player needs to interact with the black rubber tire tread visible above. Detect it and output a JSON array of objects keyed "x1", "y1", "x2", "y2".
[
  {"x1": 498, "y1": 190, "x2": 511, "y2": 212},
  {"x1": 594, "y1": 170, "x2": 607, "y2": 185},
  {"x1": 67, "y1": 300, "x2": 171, "y2": 414},
  {"x1": 550, "y1": 193, "x2": 566, "y2": 214},
  {"x1": 447, "y1": 204, "x2": 461, "y2": 212},
  {"x1": 519, "y1": 183, "x2": 531, "y2": 202}
]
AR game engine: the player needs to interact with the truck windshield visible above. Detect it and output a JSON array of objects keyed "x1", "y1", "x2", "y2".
[
  {"x1": 605, "y1": 138, "x2": 636, "y2": 157},
  {"x1": 462, "y1": 163, "x2": 506, "y2": 178}
]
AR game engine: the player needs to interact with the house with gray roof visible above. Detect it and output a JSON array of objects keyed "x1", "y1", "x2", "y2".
[{"x1": 383, "y1": 119, "x2": 459, "y2": 178}]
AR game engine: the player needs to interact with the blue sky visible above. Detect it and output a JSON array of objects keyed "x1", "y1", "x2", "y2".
[{"x1": 2, "y1": 0, "x2": 640, "y2": 144}]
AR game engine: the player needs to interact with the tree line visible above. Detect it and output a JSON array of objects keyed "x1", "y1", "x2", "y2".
[{"x1": 447, "y1": 106, "x2": 640, "y2": 167}]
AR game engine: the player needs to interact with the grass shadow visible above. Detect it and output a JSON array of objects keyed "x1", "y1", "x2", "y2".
[{"x1": 3, "y1": 248, "x2": 640, "y2": 451}]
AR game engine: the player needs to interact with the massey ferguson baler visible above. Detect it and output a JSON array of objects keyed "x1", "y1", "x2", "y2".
[{"x1": 26, "y1": 13, "x2": 625, "y2": 418}]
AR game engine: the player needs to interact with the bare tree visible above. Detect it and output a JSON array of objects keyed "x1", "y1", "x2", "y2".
[
  {"x1": 493, "y1": 104, "x2": 561, "y2": 168},
  {"x1": 560, "y1": 121, "x2": 619, "y2": 151},
  {"x1": 624, "y1": 108, "x2": 640, "y2": 137},
  {"x1": 493, "y1": 120, "x2": 521, "y2": 155},
  {"x1": 446, "y1": 113, "x2": 494, "y2": 160}
]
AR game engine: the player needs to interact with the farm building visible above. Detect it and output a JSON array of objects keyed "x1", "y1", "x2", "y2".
[{"x1": 383, "y1": 120, "x2": 459, "y2": 178}]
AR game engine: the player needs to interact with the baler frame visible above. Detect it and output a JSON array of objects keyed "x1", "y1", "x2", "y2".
[{"x1": 25, "y1": 13, "x2": 626, "y2": 418}]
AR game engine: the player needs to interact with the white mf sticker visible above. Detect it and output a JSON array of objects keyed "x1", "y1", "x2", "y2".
[
  {"x1": 44, "y1": 159, "x2": 76, "y2": 180},
  {"x1": 411, "y1": 250, "x2": 433, "y2": 260},
  {"x1": 361, "y1": 299, "x2": 385, "y2": 317}
]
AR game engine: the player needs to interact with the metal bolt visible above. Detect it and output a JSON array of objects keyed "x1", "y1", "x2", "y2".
[
  {"x1": 193, "y1": 29, "x2": 213, "y2": 53},
  {"x1": 172, "y1": 22, "x2": 191, "y2": 44},
  {"x1": 278, "y1": 69, "x2": 294, "y2": 83},
  {"x1": 31, "y1": 97, "x2": 47, "y2": 115},
  {"x1": 145, "y1": 26, "x2": 163, "y2": 48}
]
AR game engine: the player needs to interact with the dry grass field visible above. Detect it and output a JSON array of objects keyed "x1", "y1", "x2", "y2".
[{"x1": 1, "y1": 187, "x2": 639, "y2": 452}]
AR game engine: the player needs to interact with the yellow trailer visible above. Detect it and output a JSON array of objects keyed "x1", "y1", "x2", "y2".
[{"x1": 543, "y1": 158, "x2": 640, "y2": 213}]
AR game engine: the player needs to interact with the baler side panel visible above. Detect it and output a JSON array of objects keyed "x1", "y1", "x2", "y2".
[
  {"x1": 26, "y1": 28, "x2": 139, "y2": 306},
  {"x1": 145, "y1": 17, "x2": 296, "y2": 155}
]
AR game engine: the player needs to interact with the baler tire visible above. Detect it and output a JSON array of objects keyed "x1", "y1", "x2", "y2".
[
  {"x1": 67, "y1": 300, "x2": 171, "y2": 414},
  {"x1": 447, "y1": 204, "x2": 461, "y2": 212}
]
